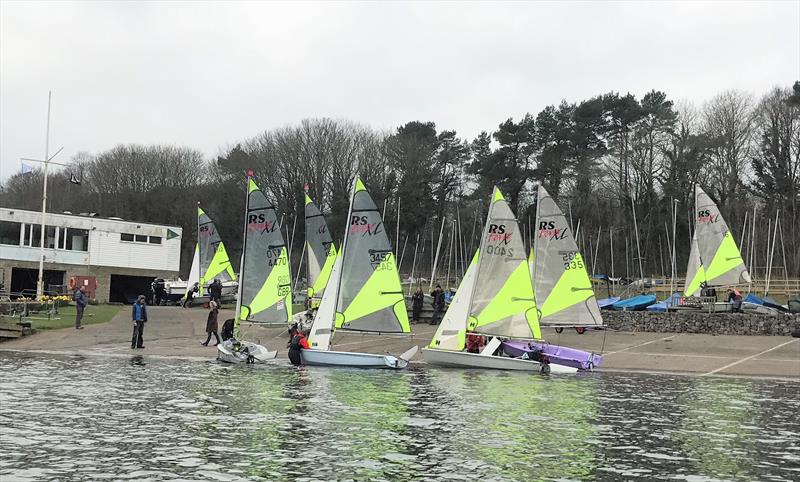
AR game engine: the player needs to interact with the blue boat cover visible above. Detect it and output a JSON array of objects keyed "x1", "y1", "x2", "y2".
[
  {"x1": 646, "y1": 292, "x2": 682, "y2": 312},
  {"x1": 611, "y1": 294, "x2": 657, "y2": 311},
  {"x1": 744, "y1": 294, "x2": 764, "y2": 305},
  {"x1": 597, "y1": 297, "x2": 621, "y2": 309}
]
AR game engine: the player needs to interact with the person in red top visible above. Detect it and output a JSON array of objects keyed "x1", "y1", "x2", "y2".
[
  {"x1": 465, "y1": 331, "x2": 485, "y2": 354},
  {"x1": 288, "y1": 329, "x2": 311, "y2": 365}
]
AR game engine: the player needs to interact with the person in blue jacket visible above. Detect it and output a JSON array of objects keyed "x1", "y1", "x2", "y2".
[
  {"x1": 131, "y1": 295, "x2": 148, "y2": 349},
  {"x1": 73, "y1": 286, "x2": 88, "y2": 330}
]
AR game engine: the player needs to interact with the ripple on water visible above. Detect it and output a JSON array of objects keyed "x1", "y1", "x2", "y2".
[{"x1": 0, "y1": 352, "x2": 798, "y2": 481}]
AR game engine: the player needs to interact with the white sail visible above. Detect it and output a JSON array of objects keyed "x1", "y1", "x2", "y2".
[
  {"x1": 185, "y1": 243, "x2": 200, "y2": 298},
  {"x1": 429, "y1": 251, "x2": 478, "y2": 351},
  {"x1": 684, "y1": 231, "x2": 705, "y2": 297},
  {"x1": 307, "y1": 253, "x2": 343, "y2": 350}
]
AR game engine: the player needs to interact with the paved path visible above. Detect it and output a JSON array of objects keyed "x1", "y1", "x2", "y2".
[{"x1": 2, "y1": 306, "x2": 798, "y2": 379}]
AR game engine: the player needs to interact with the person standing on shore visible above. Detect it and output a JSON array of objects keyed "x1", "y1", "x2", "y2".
[
  {"x1": 430, "y1": 285, "x2": 446, "y2": 325},
  {"x1": 209, "y1": 279, "x2": 223, "y2": 306},
  {"x1": 202, "y1": 301, "x2": 221, "y2": 346},
  {"x1": 411, "y1": 287, "x2": 424, "y2": 324},
  {"x1": 131, "y1": 295, "x2": 147, "y2": 349},
  {"x1": 73, "y1": 286, "x2": 87, "y2": 330}
]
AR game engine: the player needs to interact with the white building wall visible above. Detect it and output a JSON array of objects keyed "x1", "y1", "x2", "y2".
[
  {"x1": 0, "y1": 208, "x2": 182, "y2": 273},
  {"x1": 90, "y1": 230, "x2": 181, "y2": 271}
]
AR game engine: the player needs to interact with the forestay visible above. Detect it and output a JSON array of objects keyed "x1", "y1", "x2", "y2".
[
  {"x1": 468, "y1": 187, "x2": 540, "y2": 339},
  {"x1": 336, "y1": 178, "x2": 409, "y2": 333},
  {"x1": 238, "y1": 177, "x2": 292, "y2": 325},
  {"x1": 532, "y1": 185, "x2": 602, "y2": 327},
  {"x1": 197, "y1": 206, "x2": 236, "y2": 294},
  {"x1": 305, "y1": 193, "x2": 337, "y2": 303},
  {"x1": 692, "y1": 185, "x2": 751, "y2": 287}
]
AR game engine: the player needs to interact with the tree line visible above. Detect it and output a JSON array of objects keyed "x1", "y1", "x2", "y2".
[{"x1": 2, "y1": 82, "x2": 798, "y2": 285}]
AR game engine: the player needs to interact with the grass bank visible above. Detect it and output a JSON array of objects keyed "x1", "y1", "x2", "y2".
[{"x1": 30, "y1": 304, "x2": 123, "y2": 330}]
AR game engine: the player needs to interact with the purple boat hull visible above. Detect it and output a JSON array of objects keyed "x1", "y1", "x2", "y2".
[{"x1": 501, "y1": 340, "x2": 602, "y2": 370}]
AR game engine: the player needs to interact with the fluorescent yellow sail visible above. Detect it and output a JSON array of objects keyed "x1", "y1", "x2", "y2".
[
  {"x1": 472, "y1": 259, "x2": 541, "y2": 340},
  {"x1": 340, "y1": 251, "x2": 409, "y2": 331},
  {"x1": 539, "y1": 252, "x2": 595, "y2": 319},
  {"x1": 308, "y1": 243, "x2": 337, "y2": 300},
  {"x1": 200, "y1": 242, "x2": 237, "y2": 285},
  {"x1": 240, "y1": 247, "x2": 293, "y2": 321}
]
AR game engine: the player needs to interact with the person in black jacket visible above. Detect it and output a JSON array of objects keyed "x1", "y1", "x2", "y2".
[
  {"x1": 411, "y1": 287, "x2": 424, "y2": 324},
  {"x1": 430, "y1": 285, "x2": 446, "y2": 325},
  {"x1": 131, "y1": 295, "x2": 148, "y2": 349},
  {"x1": 221, "y1": 318, "x2": 235, "y2": 341},
  {"x1": 208, "y1": 279, "x2": 223, "y2": 306}
]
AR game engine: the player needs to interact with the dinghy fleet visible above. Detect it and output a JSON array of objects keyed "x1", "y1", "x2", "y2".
[{"x1": 181, "y1": 173, "x2": 757, "y2": 373}]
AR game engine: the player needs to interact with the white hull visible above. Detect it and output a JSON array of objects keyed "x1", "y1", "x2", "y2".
[
  {"x1": 300, "y1": 348, "x2": 410, "y2": 369},
  {"x1": 421, "y1": 348, "x2": 578, "y2": 374},
  {"x1": 165, "y1": 279, "x2": 238, "y2": 297},
  {"x1": 217, "y1": 340, "x2": 277, "y2": 364}
]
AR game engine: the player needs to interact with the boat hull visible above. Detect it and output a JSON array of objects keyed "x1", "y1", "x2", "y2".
[
  {"x1": 217, "y1": 340, "x2": 277, "y2": 364},
  {"x1": 501, "y1": 341, "x2": 601, "y2": 370},
  {"x1": 300, "y1": 348, "x2": 409, "y2": 369},
  {"x1": 421, "y1": 348, "x2": 577, "y2": 373}
]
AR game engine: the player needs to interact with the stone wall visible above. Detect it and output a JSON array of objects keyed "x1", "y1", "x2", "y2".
[{"x1": 603, "y1": 311, "x2": 800, "y2": 336}]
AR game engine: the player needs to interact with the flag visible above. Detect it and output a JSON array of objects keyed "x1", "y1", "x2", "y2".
[
  {"x1": 20, "y1": 162, "x2": 34, "y2": 175},
  {"x1": 69, "y1": 173, "x2": 81, "y2": 185},
  {"x1": 303, "y1": 182, "x2": 309, "y2": 192},
  {"x1": 166, "y1": 229, "x2": 180, "y2": 240}
]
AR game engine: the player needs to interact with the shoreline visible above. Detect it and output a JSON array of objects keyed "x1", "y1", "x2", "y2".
[{"x1": 1, "y1": 306, "x2": 797, "y2": 379}]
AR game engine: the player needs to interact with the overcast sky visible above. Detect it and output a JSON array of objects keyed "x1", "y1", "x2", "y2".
[{"x1": 1, "y1": 1, "x2": 798, "y2": 181}]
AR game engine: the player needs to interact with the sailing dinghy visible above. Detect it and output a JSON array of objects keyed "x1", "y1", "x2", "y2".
[
  {"x1": 217, "y1": 174, "x2": 286, "y2": 364},
  {"x1": 190, "y1": 205, "x2": 238, "y2": 303},
  {"x1": 302, "y1": 177, "x2": 417, "y2": 369},
  {"x1": 683, "y1": 185, "x2": 751, "y2": 310},
  {"x1": 422, "y1": 187, "x2": 574, "y2": 374},
  {"x1": 501, "y1": 185, "x2": 603, "y2": 370}
]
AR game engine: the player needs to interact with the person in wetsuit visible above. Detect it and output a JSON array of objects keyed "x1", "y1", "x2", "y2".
[{"x1": 287, "y1": 328, "x2": 310, "y2": 366}]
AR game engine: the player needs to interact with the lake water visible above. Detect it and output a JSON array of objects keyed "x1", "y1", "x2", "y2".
[{"x1": 0, "y1": 352, "x2": 798, "y2": 481}]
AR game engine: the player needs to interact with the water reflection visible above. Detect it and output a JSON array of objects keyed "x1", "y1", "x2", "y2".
[{"x1": 0, "y1": 352, "x2": 798, "y2": 482}]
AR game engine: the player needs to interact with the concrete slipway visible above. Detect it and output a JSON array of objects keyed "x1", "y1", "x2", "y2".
[{"x1": 1, "y1": 306, "x2": 797, "y2": 379}]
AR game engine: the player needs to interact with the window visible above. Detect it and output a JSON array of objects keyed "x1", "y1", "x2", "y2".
[
  {"x1": 148, "y1": 236, "x2": 162, "y2": 244},
  {"x1": 121, "y1": 233, "x2": 134, "y2": 242},
  {"x1": 0, "y1": 221, "x2": 21, "y2": 246},
  {"x1": 24, "y1": 224, "x2": 41, "y2": 247},
  {"x1": 45, "y1": 226, "x2": 57, "y2": 249},
  {"x1": 58, "y1": 227, "x2": 67, "y2": 249},
  {"x1": 66, "y1": 228, "x2": 88, "y2": 251},
  {"x1": 135, "y1": 234, "x2": 147, "y2": 243}
]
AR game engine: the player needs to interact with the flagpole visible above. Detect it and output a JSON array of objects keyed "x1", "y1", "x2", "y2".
[{"x1": 36, "y1": 91, "x2": 52, "y2": 299}]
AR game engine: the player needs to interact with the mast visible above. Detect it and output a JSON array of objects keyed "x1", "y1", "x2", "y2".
[
  {"x1": 234, "y1": 172, "x2": 252, "y2": 333},
  {"x1": 531, "y1": 185, "x2": 543, "y2": 311},
  {"x1": 670, "y1": 198, "x2": 677, "y2": 296},
  {"x1": 408, "y1": 233, "x2": 420, "y2": 295},
  {"x1": 430, "y1": 218, "x2": 446, "y2": 288},
  {"x1": 465, "y1": 188, "x2": 496, "y2": 329},
  {"x1": 196, "y1": 201, "x2": 202, "y2": 296},
  {"x1": 331, "y1": 176, "x2": 358, "y2": 332},
  {"x1": 630, "y1": 194, "x2": 644, "y2": 282}
]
